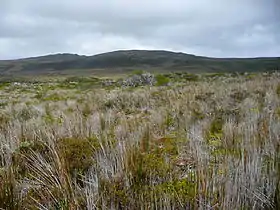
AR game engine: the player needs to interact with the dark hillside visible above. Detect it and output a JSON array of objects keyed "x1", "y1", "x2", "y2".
[{"x1": 0, "y1": 50, "x2": 279, "y2": 75}]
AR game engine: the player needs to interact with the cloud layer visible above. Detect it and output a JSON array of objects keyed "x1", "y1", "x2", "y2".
[{"x1": 0, "y1": 0, "x2": 279, "y2": 59}]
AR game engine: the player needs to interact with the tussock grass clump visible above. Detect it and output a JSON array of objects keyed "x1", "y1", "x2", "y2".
[
  {"x1": 0, "y1": 72, "x2": 280, "y2": 209},
  {"x1": 0, "y1": 167, "x2": 20, "y2": 210}
]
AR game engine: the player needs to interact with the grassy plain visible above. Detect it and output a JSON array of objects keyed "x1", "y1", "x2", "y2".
[{"x1": 0, "y1": 72, "x2": 280, "y2": 209}]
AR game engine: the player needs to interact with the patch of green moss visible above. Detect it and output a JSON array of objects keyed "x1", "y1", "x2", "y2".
[{"x1": 155, "y1": 179, "x2": 198, "y2": 202}]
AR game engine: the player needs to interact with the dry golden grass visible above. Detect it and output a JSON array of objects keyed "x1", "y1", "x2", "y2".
[{"x1": 0, "y1": 72, "x2": 280, "y2": 209}]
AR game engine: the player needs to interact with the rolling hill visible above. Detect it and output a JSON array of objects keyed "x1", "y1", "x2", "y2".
[{"x1": 0, "y1": 50, "x2": 279, "y2": 76}]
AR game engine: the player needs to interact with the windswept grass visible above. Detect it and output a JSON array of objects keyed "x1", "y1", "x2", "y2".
[{"x1": 0, "y1": 72, "x2": 280, "y2": 209}]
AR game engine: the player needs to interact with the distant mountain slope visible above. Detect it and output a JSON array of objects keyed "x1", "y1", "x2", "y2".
[{"x1": 0, "y1": 50, "x2": 279, "y2": 75}]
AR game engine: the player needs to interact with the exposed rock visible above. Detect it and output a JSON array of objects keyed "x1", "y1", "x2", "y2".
[{"x1": 120, "y1": 73, "x2": 155, "y2": 87}]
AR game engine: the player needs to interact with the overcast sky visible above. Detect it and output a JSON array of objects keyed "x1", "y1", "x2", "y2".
[{"x1": 0, "y1": 0, "x2": 279, "y2": 59}]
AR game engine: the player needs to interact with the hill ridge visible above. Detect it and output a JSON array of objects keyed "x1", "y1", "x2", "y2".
[{"x1": 0, "y1": 50, "x2": 279, "y2": 76}]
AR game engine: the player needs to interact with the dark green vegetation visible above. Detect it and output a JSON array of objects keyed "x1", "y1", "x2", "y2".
[{"x1": 0, "y1": 50, "x2": 279, "y2": 76}]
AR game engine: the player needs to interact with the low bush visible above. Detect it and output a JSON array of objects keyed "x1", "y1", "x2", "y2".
[{"x1": 155, "y1": 74, "x2": 170, "y2": 86}]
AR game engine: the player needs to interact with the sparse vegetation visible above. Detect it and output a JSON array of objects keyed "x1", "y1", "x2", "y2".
[{"x1": 0, "y1": 71, "x2": 280, "y2": 209}]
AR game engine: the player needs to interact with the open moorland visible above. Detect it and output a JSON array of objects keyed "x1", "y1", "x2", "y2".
[{"x1": 0, "y1": 71, "x2": 280, "y2": 209}]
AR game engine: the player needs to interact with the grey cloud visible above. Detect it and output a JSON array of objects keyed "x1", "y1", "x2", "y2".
[{"x1": 0, "y1": 0, "x2": 279, "y2": 59}]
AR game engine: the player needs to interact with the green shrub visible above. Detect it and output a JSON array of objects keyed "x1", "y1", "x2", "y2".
[
  {"x1": 12, "y1": 140, "x2": 51, "y2": 178},
  {"x1": 125, "y1": 146, "x2": 174, "y2": 186},
  {"x1": 277, "y1": 84, "x2": 280, "y2": 97},
  {"x1": 209, "y1": 117, "x2": 224, "y2": 135},
  {"x1": 99, "y1": 178, "x2": 129, "y2": 208},
  {"x1": 0, "y1": 82, "x2": 9, "y2": 90},
  {"x1": 206, "y1": 116, "x2": 224, "y2": 150},
  {"x1": 155, "y1": 74, "x2": 170, "y2": 86},
  {"x1": 57, "y1": 137, "x2": 100, "y2": 175}
]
